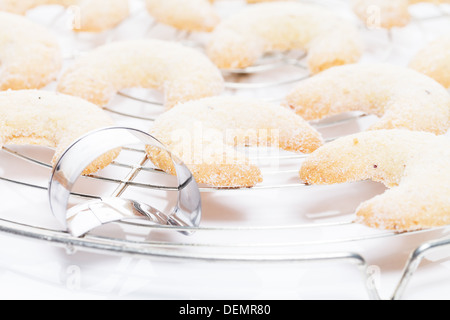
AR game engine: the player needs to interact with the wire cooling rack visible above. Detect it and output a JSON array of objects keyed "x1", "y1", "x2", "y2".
[{"x1": 1, "y1": 0, "x2": 450, "y2": 300}]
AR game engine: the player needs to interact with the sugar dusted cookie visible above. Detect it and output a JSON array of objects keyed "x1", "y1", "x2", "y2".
[
  {"x1": 0, "y1": 0, "x2": 130, "y2": 32},
  {"x1": 144, "y1": 0, "x2": 291, "y2": 32},
  {"x1": 206, "y1": 1, "x2": 363, "y2": 74},
  {"x1": 0, "y1": 90, "x2": 118, "y2": 175},
  {"x1": 57, "y1": 39, "x2": 225, "y2": 109},
  {"x1": 145, "y1": 0, "x2": 219, "y2": 32},
  {"x1": 147, "y1": 96, "x2": 324, "y2": 188},
  {"x1": 0, "y1": 12, "x2": 62, "y2": 91},
  {"x1": 410, "y1": 36, "x2": 450, "y2": 89},
  {"x1": 285, "y1": 63, "x2": 450, "y2": 135},
  {"x1": 300, "y1": 129, "x2": 450, "y2": 232}
]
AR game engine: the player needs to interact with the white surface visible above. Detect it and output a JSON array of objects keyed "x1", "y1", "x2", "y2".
[{"x1": 0, "y1": 0, "x2": 450, "y2": 300}]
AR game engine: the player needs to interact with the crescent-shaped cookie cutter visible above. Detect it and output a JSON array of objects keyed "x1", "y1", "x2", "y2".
[{"x1": 48, "y1": 127, "x2": 202, "y2": 238}]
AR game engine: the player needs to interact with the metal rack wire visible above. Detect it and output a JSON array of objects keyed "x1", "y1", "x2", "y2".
[
  {"x1": 1, "y1": 113, "x2": 449, "y2": 300},
  {"x1": 1, "y1": 0, "x2": 449, "y2": 300}
]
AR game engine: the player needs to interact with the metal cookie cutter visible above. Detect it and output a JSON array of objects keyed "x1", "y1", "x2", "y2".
[{"x1": 48, "y1": 127, "x2": 201, "y2": 238}]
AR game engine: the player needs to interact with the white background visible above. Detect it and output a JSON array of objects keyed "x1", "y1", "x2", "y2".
[{"x1": 0, "y1": 0, "x2": 449, "y2": 300}]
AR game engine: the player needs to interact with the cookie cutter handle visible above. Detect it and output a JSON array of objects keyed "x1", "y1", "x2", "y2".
[{"x1": 48, "y1": 127, "x2": 202, "y2": 237}]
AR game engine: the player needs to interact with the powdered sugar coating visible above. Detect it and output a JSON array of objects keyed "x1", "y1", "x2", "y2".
[
  {"x1": 300, "y1": 129, "x2": 450, "y2": 232},
  {"x1": 0, "y1": 12, "x2": 62, "y2": 91},
  {"x1": 57, "y1": 39, "x2": 225, "y2": 109},
  {"x1": 144, "y1": 0, "x2": 302, "y2": 33},
  {"x1": 147, "y1": 96, "x2": 323, "y2": 187},
  {"x1": 0, "y1": 90, "x2": 117, "y2": 175},
  {"x1": 206, "y1": 1, "x2": 363, "y2": 74},
  {"x1": 286, "y1": 63, "x2": 450, "y2": 135},
  {"x1": 145, "y1": 0, "x2": 219, "y2": 32},
  {"x1": 0, "y1": 0, "x2": 130, "y2": 32},
  {"x1": 410, "y1": 35, "x2": 450, "y2": 89}
]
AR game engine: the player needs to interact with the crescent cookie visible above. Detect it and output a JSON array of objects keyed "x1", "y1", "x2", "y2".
[
  {"x1": 0, "y1": 90, "x2": 118, "y2": 175},
  {"x1": 206, "y1": 1, "x2": 363, "y2": 74},
  {"x1": 0, "y1": 12, "x2": 62, "y2": 91},
  {"x1": 285, "y1": 63, "x2": 450, "y2": 135},
  {"x1": 145, "y1": 0, "x2": 220, "y2": 32},
  {"x1": 147, "y1": 96, "x2": 323, "y2": 188},
  {"x1": 57, "y1": 39, "x2": 225, "y2": 109},
  {"x1": 144, "y1": 0, "x2": 290, "y2": 32},
  {"x1": 0, "y1": 0, "x2": 130, "y2": 32},
  {"x1": 409, "y1": 36, "x2": 450, "y2": 89},
  {"x1": 352, "y1": 0, "x2": 450, "y2": 29},
  {"x1": 300, "y1": 129, "x2": 450, "y2": 232}
]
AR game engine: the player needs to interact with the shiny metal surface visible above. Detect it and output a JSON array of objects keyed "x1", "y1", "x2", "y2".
[
  {"x1": 0, "y1": 0, "x2": 449, "y2": 300},
  {"x1": 65, "y1": 197, "x2": 168, "y2": 238},
  {"x1": 48, "y1": 127, "x2": 202, "y2": 237}
]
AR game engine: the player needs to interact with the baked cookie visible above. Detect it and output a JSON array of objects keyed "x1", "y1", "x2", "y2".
[
  {"x1": 352, "y1": 0, "x2": 450, "y2": 29},
  {"x1": 0, "y1": 12, "x2": 62, "y2": 91},
  {"x1": 0, "y1": 0, "x2": 130, "y2": 32},
  {"x1": 285, "y1": 63, "x2": 450, "y2": 135},
  {"x1": 410, "y1": 36, "x2": 450, "y2": 89},
  {"x1": 57, "y1": 39, "x2": 225, "y2": 109},
  {"x1": 300, "y1": 129, "x2": 450, "y2": 232},
  {"x1": 0, "y1": 90, "x2": 118, "y2": 175},
  {"x1": 206, "y1": 1, "x2": 363, "y2": 74},
  {"x1": 147, "y1": 96, "x2": 323, "y2": 188},
  {"x1": 145, "y1": 0, "x2": 220, "y2": 32},
  {"x1": 144, "y1": 0, "x2": 290, "y2": 33}
]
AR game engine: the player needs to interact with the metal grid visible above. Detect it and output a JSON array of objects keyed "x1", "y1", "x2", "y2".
[{"x1": 0, "y1": 0, "x2": 449, "y2": 300}]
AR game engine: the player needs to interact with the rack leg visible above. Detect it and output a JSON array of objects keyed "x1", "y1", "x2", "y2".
[{"x1": 391, "y1": 237, "x2": 450, "y2": 300}]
